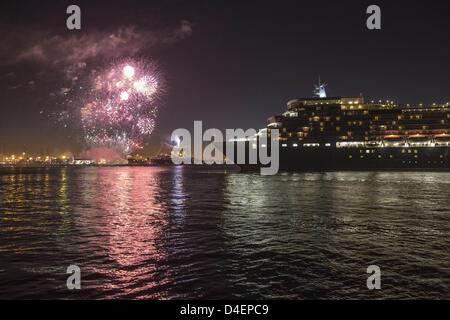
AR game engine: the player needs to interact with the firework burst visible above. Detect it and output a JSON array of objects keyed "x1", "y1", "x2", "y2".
[{"x1": 80, "y1": 59, "x2": 162, "y2": 156}]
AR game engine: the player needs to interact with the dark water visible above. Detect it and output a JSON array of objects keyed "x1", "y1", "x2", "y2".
[{"x1": 0, "y1": 167, "x2": 449, "y2": 299}]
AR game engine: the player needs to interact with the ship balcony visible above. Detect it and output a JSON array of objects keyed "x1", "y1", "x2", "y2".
[
  {"x1": 407, "y1": 135, "x2": 432, "y2": 147},
  {"x1": 365, "y1": 141, "x2": 383, "y2": 148},
  {"x1": 382, "y1": 135, "x2": 406, "y2": 147},
  {"x1": 336, "y1": 141, "x2": 365, "y2": 148},
  {"x1": 434, "y1": 134, "x2": 450, "y2": 146}
]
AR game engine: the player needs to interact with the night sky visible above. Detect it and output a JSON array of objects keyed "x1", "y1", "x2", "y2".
[{"x1": 1, "y1": 0, "x2": 449, "y2": 154}]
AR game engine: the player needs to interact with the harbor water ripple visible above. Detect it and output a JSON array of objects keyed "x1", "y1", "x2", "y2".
[{"x1": 0, "y1": 167, "x2": 449, "y2": 299}]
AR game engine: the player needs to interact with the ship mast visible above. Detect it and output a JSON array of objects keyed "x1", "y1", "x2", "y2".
[{"x1": 313, "y1": 77, "x2": 327, "y2": 98}]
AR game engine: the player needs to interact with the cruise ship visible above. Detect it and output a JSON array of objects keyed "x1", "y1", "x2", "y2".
[{"x1": 247, "y1": 82, "x2": 450, "y2": 170}]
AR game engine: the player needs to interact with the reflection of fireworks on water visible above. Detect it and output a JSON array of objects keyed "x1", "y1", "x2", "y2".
[{"x1": 80, "y1": 59, "x2": 162, "y2": 156}]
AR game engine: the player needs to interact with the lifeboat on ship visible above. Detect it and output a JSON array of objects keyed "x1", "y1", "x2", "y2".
[
  {"x1": 407, "y1": 134, "x2": 432, "y2": 147},
  {"x1": 434, "y1": 133, "x2": 450, "y2": 146},
  {"x1": 382, "y1": 135, "x2": 405, "y2": 147}
]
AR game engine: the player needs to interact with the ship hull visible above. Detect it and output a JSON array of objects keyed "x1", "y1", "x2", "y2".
[{"x1": 239, "y1": 146, "x2": 450, "y2": 172}]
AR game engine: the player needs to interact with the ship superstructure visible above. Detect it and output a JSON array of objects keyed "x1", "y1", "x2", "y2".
[{"x1": 263, "y1": 83, "x2": 450, "y2": 170}]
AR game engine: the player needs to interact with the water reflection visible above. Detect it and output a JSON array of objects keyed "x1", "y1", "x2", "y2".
[
  {"x1": 221, "y1": 172, "x2": 450, "y2": 299},
  {"x1": 0, "y1": 168, "x2": 449, "y2": 299},
  {"x1": 69, "y1": 167, "x2": 188, "y2": 298}
]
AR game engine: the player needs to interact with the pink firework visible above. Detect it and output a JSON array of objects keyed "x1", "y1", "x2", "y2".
[{"x1": 80, "y1": 59, "x2": 162, "y2": 156}]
